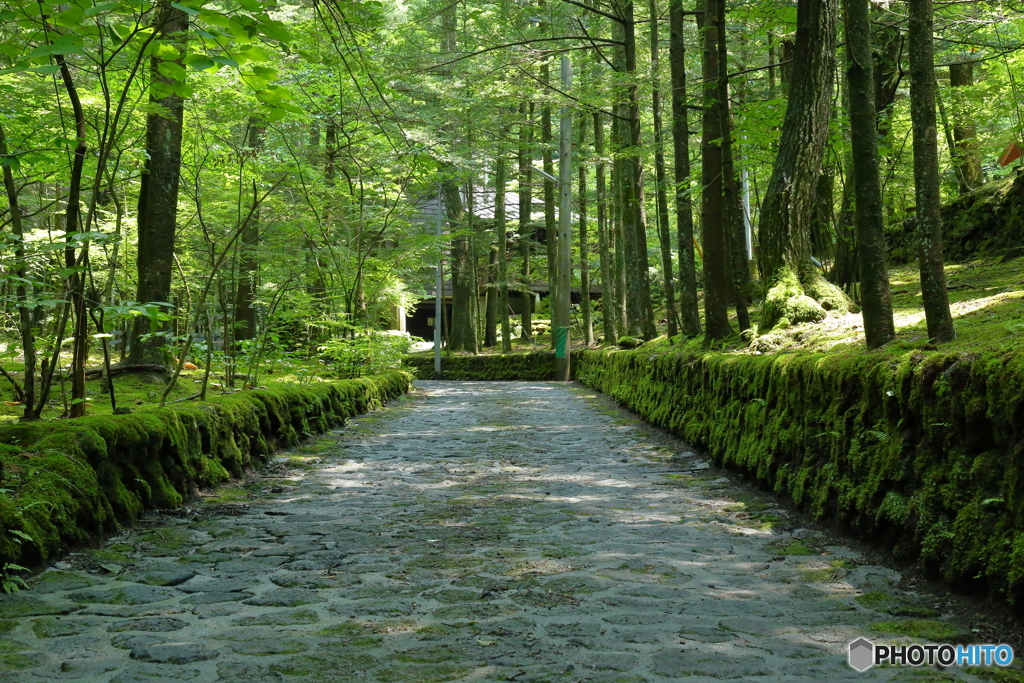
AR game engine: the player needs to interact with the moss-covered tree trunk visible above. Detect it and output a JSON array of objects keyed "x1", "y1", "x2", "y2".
[
  {"x1": 699, "y1": 0, "x2": 733, "y2": 341},
  {"x1": 757, "y1": 0, "x2": 850, "y2": 330},
  {"x1": 845, "y1": 0, "x2": 896, "y2": 348},
  {"x1": 669, "y1": 0, "x2": 701, "y2": 337},
  {"x1": 907, "y1": 0, "x2": 955, "y2": 343}
]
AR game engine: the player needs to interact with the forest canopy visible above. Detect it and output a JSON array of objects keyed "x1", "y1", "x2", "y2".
[{"x1": 1, "y1": 0, "x2": 1023, "y2": 418}]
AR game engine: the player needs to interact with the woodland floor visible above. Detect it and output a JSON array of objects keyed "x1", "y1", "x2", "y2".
[{"x1": 1, "y1": 381, "x2": 1022, "y2": 682}]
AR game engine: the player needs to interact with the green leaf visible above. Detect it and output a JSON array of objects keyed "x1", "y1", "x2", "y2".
[
  {"x1": 211, "y1": 55, "x2": 238, "y2": 68},
  {"x1": 55, "y1": 5, "x2": 86, "y2": 26},
  {"x1": 27, "y1": 37, "x2": 85, "y2": 58},
  {"x1": 170, "y1": 2, "x2": 200, "y2": 16},
  {"x1": 153, "y1": 42, "x2": 181, "y2": 60},
  {"x1": 28, "y1": 64, "x2": 63, "y2": 74},
  {"x1": 0, "y1": 156, "x2": 20, "y2": 172},
  {"x1": 184, "y1": 54, "x2": 215, "y2": 71},
  {"x1": 9, "y1": 530, "x2": 33, "y2": 542},
  {"x1": 157, "y1": 60, "x2": 186, "y2": 81},
  {"x1": 258, "y1": 20, "x2": 290, "y2": 43},
  {"x1": 84, "y1": 2, "x2": 120, "y2": 17}
]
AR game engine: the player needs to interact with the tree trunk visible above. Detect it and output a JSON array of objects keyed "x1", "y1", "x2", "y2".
[
  {"x1": 0, "y1": 123, "x2": 37, "y2": 419},
  {"x1": 949, "y1": 62, "x2": 983, "y2": 193},
  {"x1": 443, "y1": 176, "x2": 477, "y2": 352},
  {"x1": 484, "y1": 247, "x2": 498, "y2": 347},
  {"x1": 128, "y1": 1, "x2": 187, "y2": 367},
  {"x1": 620, "y1": 1, "x2": 657, "y2": 339},
  {"x1": 757, "y1": 0, "x2": 851, "y2": 330},
  {"x1": 907, "y1": 0, "x2": 955, "y2": 342},
  {"x1": 578, "y1": 113, "x2": 594, "y2": 345},
  {"x1": 594, "y1": 111, "x2": 617, "y2": 343},
  {"x1": 542, "y1": 61, "x2": 558, "y2": 319},
  {"x1": 699, "y1": 0, "x2": 733, "y2": 341},
  {"x1": 845, "y1": 0, "x2": 896, "y2": 348},
  {"x1": 717, "y1": 2, "x2": 751, "y2": 332},
  {"x1": 669, "y1": 0, "x2": 701, "y2": 337},
  {"x1": 651, "y1": 0, "x2": 678, "y2": 339},
  {"x1": 518, "y1": 101, "x2": 534, "y2": 343},
  {"x1": 496, "y1": 153, "x2": 512, "y2": 352},
  {"x1": 234, "y1": 119, "x2": 263, "y2": 346}
]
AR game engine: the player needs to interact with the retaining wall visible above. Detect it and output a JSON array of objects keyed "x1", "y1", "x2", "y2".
[{"x1": 0, "y1": 372, "x2": 411, "y2": 569}]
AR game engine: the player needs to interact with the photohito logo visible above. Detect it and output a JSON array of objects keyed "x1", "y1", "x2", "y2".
[{"x1": 848, "y1": 638, "x2": 1015, "y2": 672}]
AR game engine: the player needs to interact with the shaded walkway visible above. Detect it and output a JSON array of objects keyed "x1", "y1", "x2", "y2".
[{"x1": 0, "y1": 381, "x2": 994, "y2": 681}]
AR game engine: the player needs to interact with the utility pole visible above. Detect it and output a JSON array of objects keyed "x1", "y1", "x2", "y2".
[
  {"x1": 554, "y1": 56, "x2": 573, "y2": 381},
  {"x1": 434, "y1": 183, "x2": 443, "y2": 379}
]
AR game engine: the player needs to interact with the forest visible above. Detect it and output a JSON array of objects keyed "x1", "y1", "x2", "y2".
[{"x1": 1, "y1": 0, "x2": 1023, "y2": 420}]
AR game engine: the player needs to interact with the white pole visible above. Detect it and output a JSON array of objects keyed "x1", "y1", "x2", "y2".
[
  {"x1": 742, "y1": 166, "x2": 753, "y2": 260},
  {"x1": 433, "y1": 184, "x2": 443, "y2": 379}
]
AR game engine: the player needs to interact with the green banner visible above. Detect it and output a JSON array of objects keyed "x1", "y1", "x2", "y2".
[{"x1": 554, "y1": 326, "x2": 568, "y2": 359}]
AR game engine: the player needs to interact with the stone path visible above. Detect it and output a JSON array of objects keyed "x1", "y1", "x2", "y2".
[{"x1": 0, "y1": 381, "x2": 1010, "y2": 682}]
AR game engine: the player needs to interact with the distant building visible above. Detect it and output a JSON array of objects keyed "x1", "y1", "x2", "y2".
[{"x1": 401, "y1": 186, "x2": 600, "y2": 341}]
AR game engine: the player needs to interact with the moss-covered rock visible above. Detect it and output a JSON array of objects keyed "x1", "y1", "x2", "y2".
[
  {"x1": 890, "y1": 170, "x2": 1024, "y2": 263},
  {"x1": 0, "y1": 372, "x2": 411, "y2": 570}
]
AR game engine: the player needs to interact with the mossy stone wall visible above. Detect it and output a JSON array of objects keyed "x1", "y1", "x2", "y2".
[
  {"x1": 0, "y1": 372, "x2": 411, "y2": 569},
  {"x1": 403, "y1": 353, "x2": 556, "y2": 380},
  {"x1": 575, "y1": 348, "x2": 1024, "y2": 604}
]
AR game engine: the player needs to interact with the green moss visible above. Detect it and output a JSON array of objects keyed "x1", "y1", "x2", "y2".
[
  {"x1": 870, "y1": 619, "x2": 964, "y2": 641},
  {"x1": 0, "y1": 372, "x2": 411, "y2": 570},
  {"x1": 403, "y1": 352, "x2": 555, "y2": 380},
  {"x1": 567, "y1": 342, "x2": 1024, "y2": 607},
  {"x1": 964, "y1": 667, "x2": 1024, "y2": 682},
  {"x1": 771, "y1": 540, "x2": 817, "y2": 556},
  {"x1": 762, "y1": 267, "x2": 827, "y2": 329}
]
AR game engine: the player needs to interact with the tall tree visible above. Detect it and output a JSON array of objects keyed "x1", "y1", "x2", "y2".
[
  {"x1": 669, "y1": 0, "x2": 701, "y2": 337},
  {"x1": 594, "y1": 111, "x2": 617, "y2": 342},
  {"x1": 845, "y1": 0, "x2": 896, "y2": 348},
  {"x1": 439, "y1": 2, "x2": 476, "y2": 352},
  {"x1": 949, "y1": 62, "x2": 983, "y2": 193},
  {"x1": 127, "y1": 1, "x2": 188, "y2": 366},
  {"x1": 907, "y1": 0, "x2": 955, "y2": 342},
  {"x1": 757, "y1": 0, "x2": 850, "y2": 330},
  {"x1": 578, "y1": 113, "x2": 594, "y2": 345},
  {"x1": 495, "y1": 150, "x2": 512, "y2": 352},
  {"x1": 699, "y1": 0, "x2": 733, "y2": 341},
  {"x1": 518, "y1": 101, "x2": 535, "y2": 343},
  {"x1": 650, "y1": 0, "x2": 678, "y2": 339},
  {"x1": 234, "y1": 118, "x2": 264, "y2": 346},
  {"x1": 717, "y1": 1, "x2": 751, "y2": 332}
]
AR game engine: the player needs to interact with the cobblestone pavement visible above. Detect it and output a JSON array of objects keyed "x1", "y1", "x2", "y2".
[{"x1": 0, "y1": 381, "x2": 1010, "y2": 682}]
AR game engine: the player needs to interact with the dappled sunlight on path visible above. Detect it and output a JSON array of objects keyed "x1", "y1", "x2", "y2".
[{"x1": 0, "y1": 381, "x2": 991, "y2": 681}]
